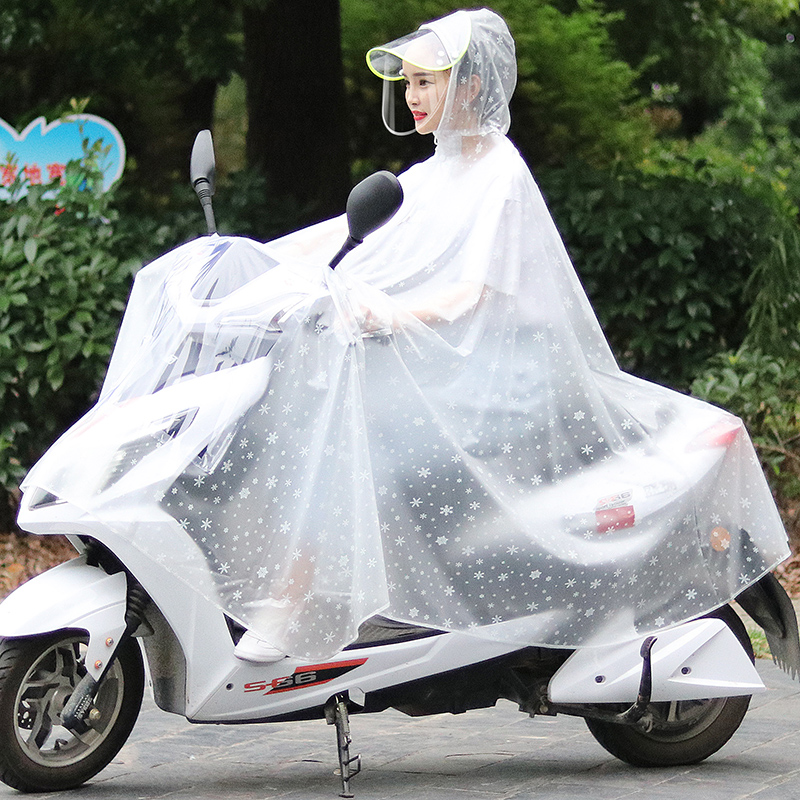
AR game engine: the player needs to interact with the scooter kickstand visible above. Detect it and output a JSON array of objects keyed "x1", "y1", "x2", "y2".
[{"x1": 325, "y1": 694, "x2": 361, "y2": 798}]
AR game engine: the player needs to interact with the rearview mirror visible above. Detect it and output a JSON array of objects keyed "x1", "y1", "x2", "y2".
[{"x1": 329, "y1": 171, "x2": 403, "y2": 268}]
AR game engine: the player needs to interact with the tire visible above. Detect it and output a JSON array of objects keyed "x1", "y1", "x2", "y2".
[
  {"x1": 0, "y1": 631, "x2": 144, "y2": 792},
  {"x1": 584, "y1": 606, "x2": 754, "y2": 767}
]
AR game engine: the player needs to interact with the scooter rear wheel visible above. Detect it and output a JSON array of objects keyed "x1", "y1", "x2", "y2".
[
  {"x1": 584, "y1": 606, "x2": 754, "y2": 767},
  {"x1": 0, "y1": 631, "x2": 144, "y2": 792}
]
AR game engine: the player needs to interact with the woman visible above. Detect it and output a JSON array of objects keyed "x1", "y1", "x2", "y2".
[
  {"x1": 26, "y1": 9, "x2": 789, "y2": 663},
  {"x1": 220, "y1": 8, "x2": 788, "y2": 660}
]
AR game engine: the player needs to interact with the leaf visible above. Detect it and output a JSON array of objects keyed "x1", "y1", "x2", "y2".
[
  {"x1": 22, "y1": 340, "x2": 49, "y2": 353},
  {"x1": 1, "y1": 238, "x2": 16, "y2": 262},
  {"x1": 15, "y1": 215, "x2": 30, "y2": 239},
  {"x1": 46, "y1": 365, "x2": 64, "y2": 392},
  {"x1": 23, "y1": 239, "x2": 37, "y2": 264}
]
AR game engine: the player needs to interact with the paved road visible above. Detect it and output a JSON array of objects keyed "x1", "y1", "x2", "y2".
[{"x1": 2, "y1": 659, "x2": 798, "y2": 800}]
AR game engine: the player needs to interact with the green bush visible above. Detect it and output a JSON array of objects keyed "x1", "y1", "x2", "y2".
[
  {"x1": 505, "y1": 0, "x2": 653, "y2": 168},
  {"x1": 691, "y1": 346, "x2": 800, "y2": 504},
  {"x1": 640, "y1": 143, "x2": 800, "y2": 358},
  {"x1": 538, "y1": 159, "x2": 792, "y2": 388},
  {"x1": 0, "y1": 149, "x2": 139, "y2": 521}
]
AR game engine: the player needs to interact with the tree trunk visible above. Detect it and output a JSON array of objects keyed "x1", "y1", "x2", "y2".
[{"x1": 242, "y1": 0, "x2": 350, "y2": 229}]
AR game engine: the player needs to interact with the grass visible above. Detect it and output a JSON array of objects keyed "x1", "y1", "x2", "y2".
[{"x1": 748, "y1": 627, "x2": 772, "y2": 660}]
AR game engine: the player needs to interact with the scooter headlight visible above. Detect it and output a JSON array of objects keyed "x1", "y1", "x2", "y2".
[
  {"x1": 101, "y1": 408, "x2": 199, "y2": 492},
  {"x1": 27, "y1": 488, "x2": 66, "y2": 510}
]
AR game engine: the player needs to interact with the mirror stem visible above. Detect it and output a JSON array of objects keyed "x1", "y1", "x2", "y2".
[
  {"x1": 193, "y1": 178, "x2": 217, "y2": 234},
  {"x1": 328, "y1": 236, "x2": 360, "y2": 269}
]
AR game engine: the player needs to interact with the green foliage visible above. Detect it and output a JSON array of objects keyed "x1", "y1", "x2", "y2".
[
  {"x1": 748, "y1": 626, "x2": 771, "y2": 659},
  {"x1": 639, "y1": 143, "x2": 800, "y2": 357},
  {"x1": 637, "y1": 21, "x2": 800, "y2": 366},
  {"x1": 0, "y1": 0, "x2": 49, "y2": 52},
  {"x1": 763, "y1": 22, "x2": 800, "y2": 140},
  {"x1": 715, "y1": 17, "x2": 800, "y2": 213},
  {"x1": 0, "y1": 146, "x2": 138, "y2": 491},
  {"x1": 500, "y1": 0, "x2": 653, "y2": 167},
  {"x1": 744, "y1": 219, "x2": 800, "y2": 355},
  {"x1": 538, "y1": 158, "x2": 791, "y2": 388},
  {"x1": 691, "y1": 346, "x2": 800, "y2": 502},
  {"x1": 214, "y1": 169, "x2": 304, "y2": 241},
  {"x1": 600, "y1": 0, "x2": 797, "y2": 136}
]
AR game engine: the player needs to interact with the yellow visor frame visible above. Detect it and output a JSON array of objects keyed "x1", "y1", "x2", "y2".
[{"x1": 366, "y1": 11, "x2": 472, "y2": 81}]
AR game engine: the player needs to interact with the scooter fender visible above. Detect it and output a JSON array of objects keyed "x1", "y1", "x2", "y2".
[
  {"x1": 0, "y1": 556, "x2": 128, "y2": 681},
  {"x1": 548, "y1": 617, "x2": 765, "y2": 705}
]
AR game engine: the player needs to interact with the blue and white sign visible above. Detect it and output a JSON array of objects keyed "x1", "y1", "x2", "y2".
[{"x1": 0, "y1": 114, "x2": 126, "y2": 199}]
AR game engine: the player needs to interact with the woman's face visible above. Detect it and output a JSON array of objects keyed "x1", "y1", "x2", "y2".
[{"x1": 401, "y1": 60, "x2": 450, "y2": 134}]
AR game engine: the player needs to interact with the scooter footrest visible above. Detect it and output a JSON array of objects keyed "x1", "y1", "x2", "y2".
[{"x1": 345, "y1": 615, "x2": 445, "y2": 649}]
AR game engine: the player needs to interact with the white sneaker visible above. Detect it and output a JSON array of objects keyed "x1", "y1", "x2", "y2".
[{"x1": 233, "y1": 631, "x2": 287, "y2": 663}]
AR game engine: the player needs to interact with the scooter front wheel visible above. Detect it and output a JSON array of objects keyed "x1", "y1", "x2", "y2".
[
  {"x1": 0, "y1": 631, "x2": 144, "y2": 792},
  {"x1": 584, "y1": 606, "x2": 754, "y2": 767}
]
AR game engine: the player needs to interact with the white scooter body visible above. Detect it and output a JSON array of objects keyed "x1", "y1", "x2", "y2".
[{"x1": 5, "y1": 493, "x2": 764, "y2": 726}]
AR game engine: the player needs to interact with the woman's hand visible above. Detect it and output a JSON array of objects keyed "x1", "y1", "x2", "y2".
[{"x1": 358, "y1": 303, "x2": 395, "y2": 335}]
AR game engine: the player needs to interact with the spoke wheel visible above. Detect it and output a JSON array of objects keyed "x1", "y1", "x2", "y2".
[
  {"x1": 584, "y1": 606, "x2": 754, "y2": 767},
  {"x1": 0, "y1": 632, "x2": 144, "y2": 792}
]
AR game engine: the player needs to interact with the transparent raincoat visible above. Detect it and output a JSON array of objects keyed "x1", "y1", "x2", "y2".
[{"x1": 22, "y1": 9, "x2": 789, "y2": 659}]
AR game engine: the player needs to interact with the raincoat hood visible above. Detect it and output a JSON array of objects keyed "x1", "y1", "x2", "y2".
[{"x1": 367, "y1": 8, "x2": 516, "y2": 138}]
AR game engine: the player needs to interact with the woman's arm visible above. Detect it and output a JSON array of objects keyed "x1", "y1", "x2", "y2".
[
  {"x1": 359, "y1": 281, "x2": 485, "y2": 333},
  {"x1": 402, "y1": 281, "x2": 484, "y2": 324}
]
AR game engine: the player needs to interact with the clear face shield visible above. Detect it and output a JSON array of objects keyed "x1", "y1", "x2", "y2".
[
  {"x1": 378, "y1": 77, "x2": 418, "y2": 137},
  {"x1": 366, "y1": 12, "x2": 472, "y2": 137}
]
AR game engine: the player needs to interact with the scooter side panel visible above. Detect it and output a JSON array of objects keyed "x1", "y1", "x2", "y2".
[
  {"x1": 548, "y1": 618, "x2": 765, "y2": 704},
  {"x1": 189, "y1": 632, "x2": 518, "y2": 723}
]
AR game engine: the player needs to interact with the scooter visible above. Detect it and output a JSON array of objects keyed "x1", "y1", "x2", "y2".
[{"x1": 0, "y1": 131, "x2": 798, "y2": 798}]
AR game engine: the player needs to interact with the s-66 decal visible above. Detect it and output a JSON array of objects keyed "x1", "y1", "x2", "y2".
[{"x1": 244, "y1": 659, "x2": 368, "y2": 695}]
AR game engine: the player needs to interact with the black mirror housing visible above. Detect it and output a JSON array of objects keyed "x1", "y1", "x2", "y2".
[{"x1": 329, "y1": 171, "x2": 403, "y2": 268}]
